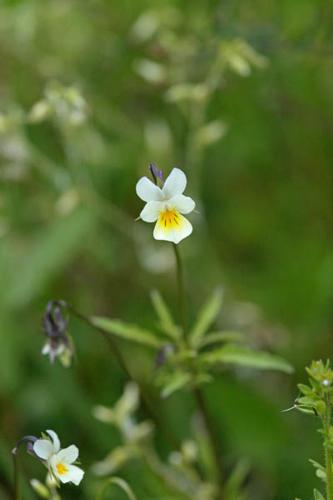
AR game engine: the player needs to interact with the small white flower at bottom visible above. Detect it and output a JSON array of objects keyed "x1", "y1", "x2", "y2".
[
  {"x1": 136, "y1": 167, "x2": 195, "y2": 244},
  {"x1": 33, "y1": 430, "x2": 84, "y2": 486}
]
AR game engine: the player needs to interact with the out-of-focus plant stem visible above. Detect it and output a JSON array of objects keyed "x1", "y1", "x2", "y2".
[
  {"x1": 324, "y1": 392, "x2": 333, "y2": 500},
  {"x1": 68, "y1": 304, "x2": 132, "y2": 379},
  {"x1": 68, "y1": 304, "x2": 179, "y2": 448},
  {"x1": 12, "y1": 452, "x2": 20, "y2": 500},
  {"x1": 172, "y1": 244, "x2": 223, "y2": 497}
]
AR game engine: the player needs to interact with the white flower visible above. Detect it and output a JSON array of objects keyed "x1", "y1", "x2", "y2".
[
  {"x1": 33, "y1": 430, "x2": 84, "y2": 486},
  {"x1": 136, "y1": 167, "x2": 195, "y2": 244}
]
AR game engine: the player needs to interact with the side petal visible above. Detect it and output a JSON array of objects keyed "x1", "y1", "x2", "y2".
[
  {"x1": 136, "y1": 177, "x2": 163, "y2": 202},
  {"x1": 56, "y1": 445, "x2": 79, "y2": 464},
  {"x1": 33, "y1": 439, "x2": 54, "y2": 460},
  {"x1": 46, "y1": 430, "x2": 61, "y2": 453},
  {"x1": 153, "y1": 214, "x2": 193, "y2": 244},
  {"x1": 162, "y1": 168, "x2": 187, "y2": 198},
  {"x1": 169, "y1": 194, "x2": 195, "y2": 214},
  {"x1": 65, "y1": 464, "x2": 85, "y2": 485},
  {"x1": 139, "y1": 201, "x2": 163, "y2": 222}
]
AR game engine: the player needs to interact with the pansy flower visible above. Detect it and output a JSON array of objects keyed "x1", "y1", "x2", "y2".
[
  {"x1": 33, "y1": 430, "x2": 84, "y2": 486},
  {"x1": 136, "y1": 167, "x2": 195, "y2": 244}
]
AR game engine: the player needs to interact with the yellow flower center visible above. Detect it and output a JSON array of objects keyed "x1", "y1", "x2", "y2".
[
  {"x1": 158, "y1": 208, "x2": 182, "y2": 229},
  {"x1": 56, "y1": 462, "x2": 68, "y2": 475}
]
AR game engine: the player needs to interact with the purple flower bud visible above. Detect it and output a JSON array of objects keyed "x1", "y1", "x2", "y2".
[
  {"x1": 149, "y1": 163, "x2": 164, "y2": 185},
  {"x1": 41, "y1": 301, "x2": 74, "y2": 366},
  {"x1": 12, "y1": 436, "x2": 38, "y2": 456}
]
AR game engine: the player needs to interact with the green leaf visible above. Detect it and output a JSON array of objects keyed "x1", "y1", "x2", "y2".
[
  {"x1": 91, "y1": 317, "x2": 162, "y2": 348},
  {"x1": 160, "y1": 371, "x2": 191, "y2": 399},
  {"x1": 200, "y1": 344, "x2": 294, "y2": 374},
  {"x1": 97, "y1": 477, "x2": 138, "y2": 500},
  {"x1": 150, "y1": 289, "x2": 180, "y2": 340},
  {"x1": 189, "y1": 288, "x2": 223, "y2": 347},
  {"x1": 199, "y1": 331, "x2": 246, "y2": 348},
  {"x1": 313, "y1": 489, "x2": 325, "y2": 500}
]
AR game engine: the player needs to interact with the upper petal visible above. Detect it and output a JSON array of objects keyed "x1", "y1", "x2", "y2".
[
  {"x1": 169, "y1": 194, "x2": 195, "y2": 214},
  {"x1": 33, "y1": 439, "x2": 54, "y2": 460},
  {"x1": 56, "y1": 445, "x2": 79, "y2": 464},
  {"x1": 46, "y1": 430, "x2": 61, "y2": 453},
  {"x1": 162, "y1": 168, "x2": 187, "y2": 198},
  {"x1": 136, "y1": 177, "x2": 163, "y2": 202},
  {"x1": 139, "y1": 201, "x2": 163, "y2": 222}
]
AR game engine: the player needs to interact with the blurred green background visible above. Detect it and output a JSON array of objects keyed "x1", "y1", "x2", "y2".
[{"x1": 1, "y1": 0, "x2": 333, "y2": 498}]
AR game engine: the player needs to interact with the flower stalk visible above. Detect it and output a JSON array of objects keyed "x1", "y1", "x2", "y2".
[
  {"x1": 172, "y1": 242, "x2": 222, "y2": 496},
  {"x1": 12, "y1": 451, "x2": 20, "y2": 500}
]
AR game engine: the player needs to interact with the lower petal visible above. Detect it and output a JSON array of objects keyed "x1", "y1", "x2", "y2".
[
  {"x1": 66, "y1": 464, "x2": 85, "y2": 485},
  {"x1": 153, "y1": 213, "x2": 193, "y2": 244}
]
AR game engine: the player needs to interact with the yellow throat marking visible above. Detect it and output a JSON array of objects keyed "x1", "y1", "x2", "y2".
[
  {"x1": 158, "y1": 208, "x2": 182, "y2": 230},
  {"x1": 56, "y1": 462, "x2": 68, "y2": 475}
]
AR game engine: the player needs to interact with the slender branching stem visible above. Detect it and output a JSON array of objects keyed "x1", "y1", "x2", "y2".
[
  {"x1": 12, "y1": 452, "x2": 20, "y2": 500},
  {"x1": 324, "y1": 392, "x2": 333, "y2": 500},
  {"x1": 68, "y1": 304, "x2": 132, "y2": 380},
  {"x1": 171, "y1": 243, "x2": 223, "y2": 497},
  {"x1": 67, "y1": 304, "x2": 179, "y2": 448}
]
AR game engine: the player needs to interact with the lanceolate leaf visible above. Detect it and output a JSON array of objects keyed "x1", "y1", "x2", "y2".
[
  {"x1": 91, "y1": 317, "x2": 162, "y2": 348},
  {"x1": 150, "y1": 289, "x2": 180, "y2": 340},
  {"x1": 199, "y1": 331, "x2": 246, "y2": 348},
  {"x1": 189, "y1": 288, "x2": 223, "y2": 348},
  {"x1": 160, "y1": 371, "x2": 192, "y2": 399},
  {"x1": 200, "y1": 344, "x2": 293, "y2": 374},
  {"x1": 313, "y1": 490, "x2": 325, "y2": 500}
]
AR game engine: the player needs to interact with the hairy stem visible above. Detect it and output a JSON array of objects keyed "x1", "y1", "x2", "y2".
[{"x1": 324, "y1": 392, "x2": 333, "y2": 500}]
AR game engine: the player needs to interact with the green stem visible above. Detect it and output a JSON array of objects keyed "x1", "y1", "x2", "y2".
[
  {"x1": 172, "y1": 243, "x2": 187, "y2": 338},
  {"x1": 12, "y1": 452, "x2": 20, "y2": 500},
  {"x1": 68, "y1": 304, "x2": 132, "y2": 379},
  {"x1": 97, "y1": 477, "x2": 137, "y2": 500},
  {"x1": 171, "y1": 244, "x2": 223, "y2": 497},
  {"x1": 68, "y1": 304, "x2": 179, "y2": 448},
  {"x1": 324, "y1": 393, "x2": 333, "y2": 500}
]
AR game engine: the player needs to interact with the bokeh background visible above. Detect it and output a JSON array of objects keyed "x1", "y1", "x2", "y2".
[{"x1": 1, "y1": 0, "x2": 333, "y2": 498}]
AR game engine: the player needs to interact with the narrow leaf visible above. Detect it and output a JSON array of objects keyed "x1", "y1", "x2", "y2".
[
  {"x1": 150, "y1": 289, "x2": 180, "y2": 340},
  {"x1": 189, "y1": 288, "x2": 223, "y2": 347},
  {"x1": 199, "y1": 331, "x2": 246, "y2": 348},
  {"x1": 91, "y1": 317, "x2": 162, "y2": 348},
  {"x1": 201, "y1": 344, "x2": 293, "y2": 374},
  {"x1": 161, "y1": 371, "x2": 191, "y2": 399}
]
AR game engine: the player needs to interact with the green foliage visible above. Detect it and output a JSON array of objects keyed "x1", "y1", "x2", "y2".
[
  {"x1": 91, "y1": 317, "x2": 162, "y2": 348},
  {"x1": 1, "y1": 0, "x2": 332, "y2": 498}
]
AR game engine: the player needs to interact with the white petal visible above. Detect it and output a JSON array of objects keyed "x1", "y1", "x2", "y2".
[
  {"x1": 153, "y1": 214, "x2": 193, "y2": 244},
  {"x1": 169, "y1": 194, "x2": 195, "y2": 214},
  {"x1": 139, "y1": 201, "x2": 163, "y2": 222},
  {"x1": 33, "y1": 439, "x2": 54, "y2": 460},
  {"x1": 56, "y1": 445, "x2": 79, "y2": 464},
  {"x1": 64, "y1": 464, "x2": 85, "y2": 485},
  {"x1": 46, "y1": 430, "x2": 61, "y2": 453},
  {"x1": 136, "y1": 177, "x2": 163, "y2": 202},
  {"x1": 162, "y1": 168, "x2": 187, "y2": 198}
]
